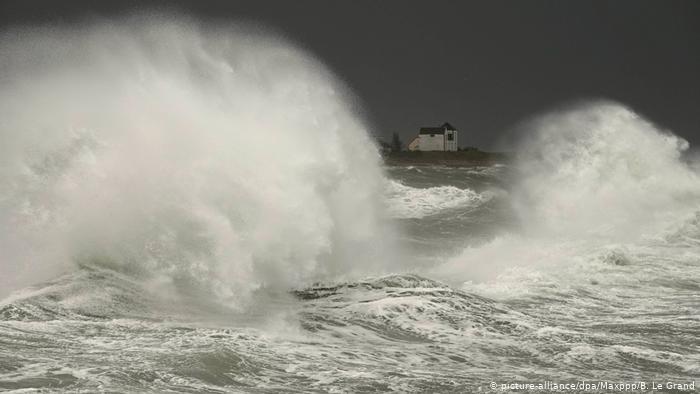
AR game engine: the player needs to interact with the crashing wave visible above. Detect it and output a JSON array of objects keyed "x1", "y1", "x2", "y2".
[
  {"x1": 385, "y1": 181, "x2": 490, "y2": 219},
  {"x1": 295, "y1": 274, "x2": 528, "y2": 342},
  {"x1": 0, "y1": 16, "x2": 396, "y2": 306}
]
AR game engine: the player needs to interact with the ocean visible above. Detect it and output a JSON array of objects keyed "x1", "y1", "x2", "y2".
[{"x1": 1, "y1": 16, "x2": 699, "y2": 393}]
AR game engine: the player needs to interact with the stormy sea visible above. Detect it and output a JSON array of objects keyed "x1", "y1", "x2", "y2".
[{"x1": 1, "y1": 17, "x2": 698, "y2": 393}]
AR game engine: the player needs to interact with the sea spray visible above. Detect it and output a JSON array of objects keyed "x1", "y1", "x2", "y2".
[
  {"x1": 0, "y1": 16, "x2": 395, "y2": 304},
  {"x1": 435, "y1": 101, "x2": 700, "y2": 284},
  {"x1": 1, "y1": 96, "x2": 698, "y2": 392},
  {"x1": 513, "y1": 101, "x2": 699, "y2": 239}
]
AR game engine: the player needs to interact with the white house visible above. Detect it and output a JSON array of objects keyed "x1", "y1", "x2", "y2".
[
  {"x1": 408, "y1": 122, "x2": 458, "y2": 151},
  {"x1": 407, "y1": 136, "x2": 420, "y2": 151}
]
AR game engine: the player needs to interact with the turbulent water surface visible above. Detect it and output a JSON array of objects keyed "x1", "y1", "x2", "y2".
[{"x1": 1, "y1": 16, "x2": 699, "y2": 393}]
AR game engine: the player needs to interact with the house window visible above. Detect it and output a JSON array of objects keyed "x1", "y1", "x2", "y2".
[{"x1": 447, "y1": 133, "x2": 454, "y2": 141}]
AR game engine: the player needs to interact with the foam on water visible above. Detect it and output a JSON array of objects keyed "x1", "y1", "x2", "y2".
[{"x1": 385, "y1": 180, "x2": 490, "y2": 219}]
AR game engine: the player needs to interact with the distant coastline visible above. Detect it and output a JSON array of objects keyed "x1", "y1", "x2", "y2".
[{"x1": 382, "y1": 149, "x2": 511, "y2": 167}]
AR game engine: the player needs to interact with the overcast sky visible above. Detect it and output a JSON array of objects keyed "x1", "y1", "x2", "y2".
[{"x1": 2, "y1": 0, "x2": 698, "y2": 149}]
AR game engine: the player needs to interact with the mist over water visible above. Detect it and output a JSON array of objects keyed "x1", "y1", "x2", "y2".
[
  {"x1": 1, "y1": 16, "x2": 698, "y2": 393},
  {"x1": 0, "y1": 16, "x2": 394, "y2": 303}
]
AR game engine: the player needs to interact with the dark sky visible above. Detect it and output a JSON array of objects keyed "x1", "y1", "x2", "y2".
[{"x1": 1, "y1": 0, "x2": 699, "y2": 149}]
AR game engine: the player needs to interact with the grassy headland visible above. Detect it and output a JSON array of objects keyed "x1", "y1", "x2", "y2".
[{"x1": 382, "y1": 149, "x2": 511, "y2": 167}]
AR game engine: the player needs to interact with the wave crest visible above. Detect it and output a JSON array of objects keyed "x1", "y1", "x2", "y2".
[
  {"x1": 385, "y1": 180, "x2": 489, "y2": 219},
  {"x1": 0, "y1": 16, "x2": 395, "y2": 305}
]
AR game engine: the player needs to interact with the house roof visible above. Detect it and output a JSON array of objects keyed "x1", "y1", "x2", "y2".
[
  {"x1": 441, "y1": 122, "x2": 457, "y2": 130},
  {"x1": 419, "y1": 122, "x2": 457, "y2": 134},
  {"x1": 419, "y1": 127, "x2": 445, "y2": 135}
]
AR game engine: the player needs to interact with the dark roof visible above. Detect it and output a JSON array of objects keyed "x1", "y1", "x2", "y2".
[
  {"x1": 419, "y1": 127, "x2": 445, "y2": 135},
  {"x1": 419, "y1": 122, "x2": 457, "y2": 134}
]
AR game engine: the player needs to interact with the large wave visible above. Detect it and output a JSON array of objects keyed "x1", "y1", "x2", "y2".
[
  {"x1": 0, "y1": 15, "x2": 395, "y2": 305},
  {"x1": 436, "y1": 101, "x2": 700, "y2": 285},
  {"x1": 513, "y1": 101, "x2": 700, "y2": 239}
]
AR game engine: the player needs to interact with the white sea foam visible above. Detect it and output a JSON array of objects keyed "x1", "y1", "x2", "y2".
[{"x1": 385, "y1": 180, "x2": 489, "y2": 219}]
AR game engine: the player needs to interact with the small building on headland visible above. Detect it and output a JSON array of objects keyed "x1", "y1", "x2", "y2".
[{"x1": 407, "y1": 122, "x2": 458, "y2": 151}]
